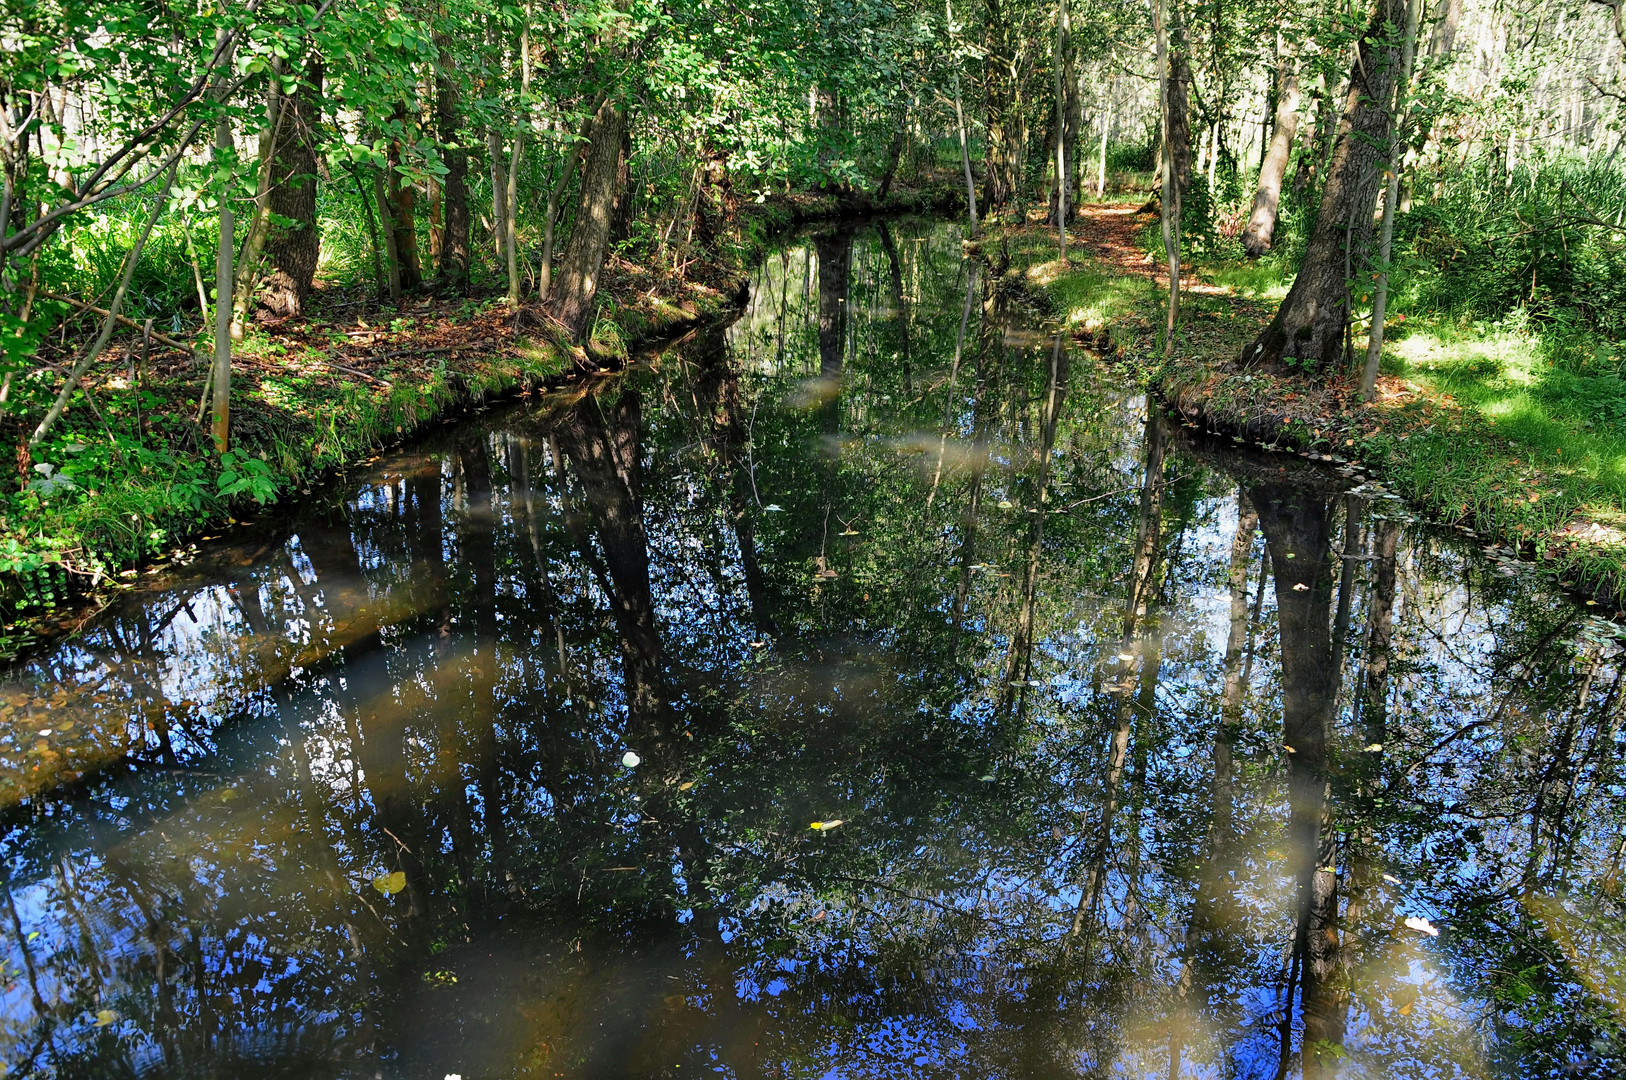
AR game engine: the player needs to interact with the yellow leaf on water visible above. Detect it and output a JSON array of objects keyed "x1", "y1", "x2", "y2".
[
  {"x1": 678, "y1": 781, "x2": 695, "y2": 791},
  {"x1": 810, "y1": 819, "x2": 844, "y2": 832},
  {"x1": 93, "y1": 1009, "x2": 117, "y2": 1028},
  {"x1": 373, "y1": 871, "x2": 407, "y2": 896}
]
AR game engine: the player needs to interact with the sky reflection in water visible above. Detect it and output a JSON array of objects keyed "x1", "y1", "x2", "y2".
[{"x1": 2, "y1": 219, "x2": 1624, "y2": 1079}]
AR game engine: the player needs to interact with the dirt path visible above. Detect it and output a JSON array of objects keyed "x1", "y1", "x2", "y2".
[{"x1": 1069, "y1": 202, "x2": 1241, "y2": 301}]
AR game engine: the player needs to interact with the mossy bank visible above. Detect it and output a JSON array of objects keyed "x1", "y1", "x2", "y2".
[
  {"x1": 989, "y1": 211, "x2": 1626, "y2": 615},
  {"x1": 3, "y1": 182, "x2": 960, "y2": 654}
]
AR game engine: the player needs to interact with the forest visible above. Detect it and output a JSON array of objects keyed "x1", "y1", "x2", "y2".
[
  {"x1": 3, "y1": 1, "x2": 1626, "y2": 1073},
  {"x1": 2, "y1": 0, "x2": 1625, "y2": 626}
]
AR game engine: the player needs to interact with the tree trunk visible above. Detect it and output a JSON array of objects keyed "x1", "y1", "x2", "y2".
[
  {"x1": 982, "y1": 0, "x2": 1025, "y2": 210},
  {"x1": 1241, "y1": 50, "x2": 1299, "y2": 258},
  {"x1": 211, "y1": 114, "x2": 236, "y2": 454},
  {"x1": 548, "y1": 98, "x2": 627, "y2": 340},
  {"x1": 1165, "y1": 2, "x2": 1195, "y2": 202},
  {"x1": 875, "y1": 100, "x2": 910, "y2": 202},
  {"x1": 538, "y1": 109, "x2": 593, "y2": 300},
  {"x1": 1096, "y1": 73, "x2": 1114, "y2": 196},
  {"x1": 1362, "y1": 0, "x2": 1422, "y2": 399},
  {"x1": 1244, "y1": 0, "x2": 1404, "y2": 372},
  {"x1": 386, "y1": 112, "x2": 423, "y2": 290},
  {"x1": 229, "y1": 70, "x2": 286, "y2": 339},
  {"x1": 435, "y1": 38, "x2": 470, "y2": 291},
  {"x1": 262, "y1": 57, "x2": 323, "y2": 317},
  {"x1": 608, "y1": 124, "x2": 635, "y2": 245},
  {"x1": 1155, "y1": 0, "x2": 1192, "y2": 350},
  {"x1": 488, "y1": 129, "x2": 508, "y2": 262},
  {"x1": 1047, "y1": 0, "x2": 1079, "y2": 239},
  {"x1": 372, "y1": 162, "x2": 402, "y2": 300},
  {"x1": 951, "y1": 66, "x2": 980, "y2": 237}
]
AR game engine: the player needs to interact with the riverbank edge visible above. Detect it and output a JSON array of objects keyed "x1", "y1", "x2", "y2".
[
  {"x1": 985, "y1": 221, "x2": 1626, "y2": 616},
  {"x1": 5, "y1": 180, "x2": 963, "y2": 654}
]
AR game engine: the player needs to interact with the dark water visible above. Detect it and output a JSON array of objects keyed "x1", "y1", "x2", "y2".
[{"x1": 3, "y1": 219, "x2": 1625, "y2": 1079}]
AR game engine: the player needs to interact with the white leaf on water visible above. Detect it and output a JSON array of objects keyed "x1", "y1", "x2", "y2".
[
  {"x1": 622, "y1": 751, "x2": 641, "y2": 768},
  {"x1": 1293, "y1": 582, "x2": 1310, "y2": 591},
  {"x1": 763, "y1": 504, "x2": 784, "y2": 511},
  {"x1": 1403, "y1": 915, "x2": 1440, "y2": 937}
]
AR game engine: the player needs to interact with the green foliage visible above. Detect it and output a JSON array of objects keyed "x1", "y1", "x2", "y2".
[
  {"x1": 1397, "y1": 154, "x2": 1626, "y2": 336},
  {"x1": 1104, "y1": 139, "x2": 1153, "y2": 174}
]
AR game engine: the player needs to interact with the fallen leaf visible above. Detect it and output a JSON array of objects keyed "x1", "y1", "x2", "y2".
[
  {"x1": 373, "y1": 871, "x2": 407, "y2": 896},
  {"x1": 678, "y1": 780, "x2": 695, "y2": 791},
  {"x1": 810, "y1": 819, "x2": 844, "y2": 831},
  {"x1": 1402, "y1": 915, "x2": 1439, "y2": 937},
  {"x1": 93, "y1": 1009, "x2": 117, "y2": 1028},
  {"x1": 622, "y1": 751, "x2": 641, "y2": 768}
]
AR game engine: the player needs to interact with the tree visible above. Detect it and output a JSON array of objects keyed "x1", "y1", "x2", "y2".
[
  {"x1": 1240, "y1": 35, "x2": 1299, "y2": 258},
  {"x1": 549, "y1": 98, "x2": 628, "y2": 340},
  {"x1": 1243, "y1": 0, "x2": 1405, "y2": 372},
  {"x1": 262, "y1": 56, "x2": 324, "y2": 317}
]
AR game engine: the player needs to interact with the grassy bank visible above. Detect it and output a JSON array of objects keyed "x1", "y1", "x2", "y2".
[
  {"x1": 992, "y1": 210, "x2": 1626, "y2": 613},
  {"x1": 2, "y1": 181, "x2": 960, "y2": 654}
]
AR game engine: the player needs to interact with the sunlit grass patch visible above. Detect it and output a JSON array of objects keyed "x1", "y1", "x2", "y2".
[
  {"x1": 1026, "y1": 257, "x2": 1160, "y2": 330},
  {"x1": 1385, "y1": 316, "x2": 1626, "y2": 513},
  {"x1": 1198, "y1": 259, "x2": 1293, "y2": 301}
]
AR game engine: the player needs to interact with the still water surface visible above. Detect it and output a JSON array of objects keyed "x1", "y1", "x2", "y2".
[{"x1": 3, "y1": 220, "x2": 1625, "y2": 1078}]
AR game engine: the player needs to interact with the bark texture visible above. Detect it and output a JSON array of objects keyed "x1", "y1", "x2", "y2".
[
  {"x1": 549, "y1": 99, "x2": 627, "y2": 339},
  {"x1": 1241, "y1": 54, "x2": 1299, "y2": 258},
  {"x1": 262, "y1": 57, "x2": 323, "y2": 317},
  {"x1": 385, "y1": 115, "x2": 423, "y2": 291},
  {"x1": 1244, "y1": 0, "x2": 1402, "y2": 371},
  {"x1": 1163, "y1": 8, "x2": 1195, "y2": 204}
]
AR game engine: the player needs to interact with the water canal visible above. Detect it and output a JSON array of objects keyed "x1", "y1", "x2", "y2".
[{"x1": 2, "y1": 219, "x2": 1623, "y2": 1078}]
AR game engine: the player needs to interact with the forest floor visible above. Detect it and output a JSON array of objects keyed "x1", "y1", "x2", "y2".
[
  {"x1": 993, "y1": 203, "x2": 1626, "y2": 615},
  {"x1": 1, "y1": 181, "x2": 960, "y2": 654}
]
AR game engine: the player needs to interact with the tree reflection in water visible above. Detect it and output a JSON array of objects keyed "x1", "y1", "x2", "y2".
[{"x1": 1, "y1": 220, "x2": 1624, "y2": 1079}]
